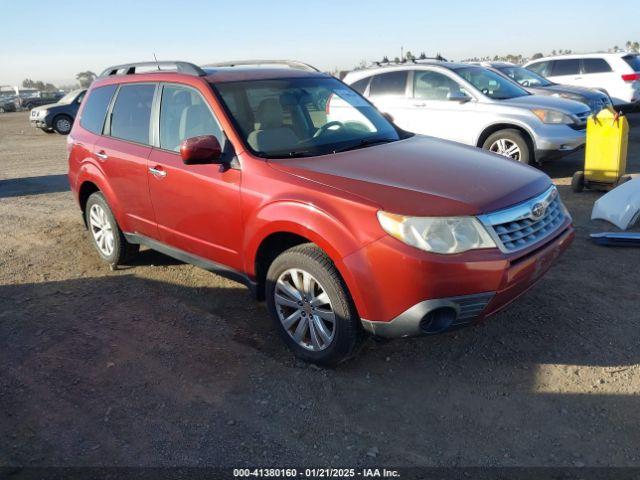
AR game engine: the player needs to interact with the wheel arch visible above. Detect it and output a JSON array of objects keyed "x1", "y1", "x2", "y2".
[
  {"x1": 76, "y1": 166, "x2": 127, "y2": 230},
  {"x1": 476, "y1": 123, "x2": 536, "y2": 161},
  {"x1": 245, "y1": 201, "x2": 367, "y2": 312}
]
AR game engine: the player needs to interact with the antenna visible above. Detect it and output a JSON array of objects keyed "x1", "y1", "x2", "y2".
[{"x1": 153, "y1": 53, "x2": 160, "y2": 71}]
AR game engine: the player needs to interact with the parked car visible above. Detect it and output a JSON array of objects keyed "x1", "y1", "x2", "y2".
[
  {"x1": 30, "y1": 89, "x2": 86, "y2": 134},
  {"x1": 524, "y1": 53, "x2": 640, "y2": 108},
  {"x1": 0, "y1": 95, "x2": 17, "y2": 113},
  {"x1": 21, "y1": 90, "x2": 65, "y2": 110},
  {"x1": 474, "y1": 61, "x2": 612, "y2": 113},
  {"x1": 342, "y1": 62, "x2": 591, "y2": 164},
  {"x1": 68, "y1": 60, "x2": 574, "y2": 365}
]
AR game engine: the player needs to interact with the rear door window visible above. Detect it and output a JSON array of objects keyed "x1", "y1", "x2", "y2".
[
  {"x1": 109, "y1": 84, "x2": 156, "y2": 145},
  {"x1": 368, "y1": 71, "x2": 408, "y2": 96},
  {"x1": 582, "y1": 58, "x2": 612, "y2": 73},
  {"x1": 413, "y1": 71, "x2": 463, "y2": 100},
  {"x1": 551, "y1": 59, "x2": 580, "y2": 76},
  {"x1": 80, "y1": 85, "x2": 117, "y2": 134}
]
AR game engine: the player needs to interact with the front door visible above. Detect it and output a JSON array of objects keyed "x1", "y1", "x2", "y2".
[{"x1": 147, "y1": 83, "x2": 243, "y2": 271}]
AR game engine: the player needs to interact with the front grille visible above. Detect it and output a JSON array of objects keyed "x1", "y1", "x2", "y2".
[{"x1": 479, "y1": 186, "x2": 567, "y2": 253}]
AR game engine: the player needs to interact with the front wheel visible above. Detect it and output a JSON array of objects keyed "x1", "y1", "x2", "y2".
[
  {"x1": 482, "y1": 129, "x2": 531, "y2": 164},
  {"x1": 266, "y1": 244, "x2": 361, "y2": 366},
  {"x1": 53, "y1": 115, "x2": 73, "y2": 135}
]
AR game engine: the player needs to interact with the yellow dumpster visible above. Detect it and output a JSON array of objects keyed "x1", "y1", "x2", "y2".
[{"x1": 572, "y1": 107, "x2": 630, "y2": 192}]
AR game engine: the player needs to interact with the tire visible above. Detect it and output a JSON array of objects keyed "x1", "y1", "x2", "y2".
[
  {"x1": 265, "y1": 243, "x2": 361, "y2": 366},
  {"x1": 52, "y1": 114, "x2": 73, "y2": 135},
  {"x1": 42, "y1": 129, "x2": 55, "y2": 134},
  {"x1": 25, "y1": 103, "x2": 34, "y2": 110},
  {"x1": 571, "y1": 171, "x2": 585, "y2": 193},
  {"x1": 85, "y1": 192, "x2": 139, "y2": 266},
  {"x1": 482, "y1": 129, "x2": 531, "y2": 164}
]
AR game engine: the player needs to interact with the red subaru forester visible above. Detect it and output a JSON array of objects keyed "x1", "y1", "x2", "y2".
[{"x1": 67, "y1": 60, "x2": 574, "y2": 365}]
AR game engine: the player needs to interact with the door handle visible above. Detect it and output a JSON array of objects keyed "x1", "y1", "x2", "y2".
[
  {"x1": 149, "y1": 166, "x2": 167, "y2": 178},
  {"x1": 95, "y1": 151, "x2": 108, "y2": 160},
  {"x1": 413, "y1": 102, "x2": 427, "y2": 107}
]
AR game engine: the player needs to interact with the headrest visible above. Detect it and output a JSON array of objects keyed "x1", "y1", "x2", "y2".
[{"x1": 256, "y1": 98, "x2": 283, "y2": 129}]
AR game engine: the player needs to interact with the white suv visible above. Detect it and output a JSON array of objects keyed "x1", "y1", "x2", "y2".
[
  {"x1": 340, "y1": 62, "x2": 590, "y2": 164},
  {"x1": 524, "y1": 53, "x2": 640, "y2": 108}
]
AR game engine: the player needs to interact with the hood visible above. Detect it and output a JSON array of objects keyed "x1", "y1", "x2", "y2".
[
  {"x1": 269, "y1": 135, "x2": 551, "y2": 217},
  {"x1": 537, "y1": 84, "x2": 607, "y2": 100},
  {"x1": 31, "y1": 102, "x2": 59, "y2": 113},
  {"x1": 500, "y1": 94, "x2": 590, "y2": 115}
]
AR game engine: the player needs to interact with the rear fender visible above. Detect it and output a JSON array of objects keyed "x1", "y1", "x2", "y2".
[{"x1": 76, "y1": 162, "x2": 128, "y2": 230}]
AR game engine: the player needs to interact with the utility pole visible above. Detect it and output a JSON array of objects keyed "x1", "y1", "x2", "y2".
[{"x1": 400, "y1": 46, "x2": 404, "y2": 61}]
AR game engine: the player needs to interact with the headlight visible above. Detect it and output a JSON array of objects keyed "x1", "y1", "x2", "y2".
[
  {"x1": 377, "y1": 211, "x2": 496, "y2": 254},
  {"x1": 531, "y1": 109, "x2": 574, "y2": 124},
  {"x1": 38, "y1": 109, "x2": 48, "y2": 117}
]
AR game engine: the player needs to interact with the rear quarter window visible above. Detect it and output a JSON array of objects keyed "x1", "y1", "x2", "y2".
[
  {"x1": 527, "y1": 61, "x2": 550, "y2": 76},
  {"x1": 350, "y1": 77, "x2": 370, "y2": 94},
  {"x1": 582, "y1": 58, "x2": 612, "y2": 73},
  {"x1": 368, "y1": 71, "x2": 408, "y2": 96},
  {"x1": 79, "y1": 85, "x2": 117, "y2": 134},
  {"x1": 623, "y1": 55, "x2": 640, "y2": 71}
]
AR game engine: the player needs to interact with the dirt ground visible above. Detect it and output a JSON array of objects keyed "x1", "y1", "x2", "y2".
[{"x1": 1, "y1": 111, "x2": 639, "y2": 468}]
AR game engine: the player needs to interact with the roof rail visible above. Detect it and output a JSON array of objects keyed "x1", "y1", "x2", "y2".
[
  {"x1": 99, "y1": 61, "x2": 206, "y2": 77},
  {"x1": 368, "y1": 56, "x2": 449, "y2": 68},
  {"x1": 203, "y1": 59, "x2": 320, "y2": 72}
]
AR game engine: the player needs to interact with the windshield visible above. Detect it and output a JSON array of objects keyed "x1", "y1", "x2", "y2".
[
  {"x1": 212, "y1": 77, "x2": 403, "y2": 158},
  {"x1": 58, "y1": 90, "x2": 82, "y2": 104},
  {"x1": 497, "y1": 66, "x2": 552, "y2": 87},
  {"x1": 455, "y1": 67, "x2": 529, "y2": 99}
]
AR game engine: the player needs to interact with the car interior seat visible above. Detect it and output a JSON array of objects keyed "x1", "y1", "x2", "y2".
[{"x1": 247, "y1": 98, "x2": 299, "y2": 152}]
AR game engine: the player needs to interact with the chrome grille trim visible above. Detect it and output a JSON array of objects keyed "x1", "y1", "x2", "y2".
[{"x1": 478, "y1": 186, "x2": 568, "y2": 253}]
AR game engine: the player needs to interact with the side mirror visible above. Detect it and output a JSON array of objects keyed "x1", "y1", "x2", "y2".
[
  {"x1": 381, "y1": 112, "x2": 395, "y2": 123},
  {"x1": 180, "y1": 135, "x2": 222, "y2": 165},
  {"x1": 447, "y1": 91, "x2": 471, "y2": 103}
]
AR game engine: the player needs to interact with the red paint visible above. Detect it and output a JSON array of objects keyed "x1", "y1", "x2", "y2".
[{"x1": 68, "y1": 69, "x2": 574, "y2": 325}]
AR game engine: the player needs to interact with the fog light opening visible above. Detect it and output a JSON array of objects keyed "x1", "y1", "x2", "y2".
[{"x1": 419, "y1": 306, "x2": 457, "y2": 334}]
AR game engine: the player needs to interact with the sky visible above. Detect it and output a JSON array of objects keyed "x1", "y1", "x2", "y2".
[{"x1": 1, "y1": 0, "x2": 638, "y2": 86}]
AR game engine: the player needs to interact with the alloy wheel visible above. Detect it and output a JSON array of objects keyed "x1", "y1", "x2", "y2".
[
  {"x1": 89, "y1": 204, "x2": 115, "y2": 256},
  {"x1": 274, "y1": 268, "x2": 336, "y2": 351},
  {"x1": 56, "y1": 117, "x2": 71, "y2": 133},
  {"x1": 489, "y1": 138, "x2": 521, "y2": 160}
]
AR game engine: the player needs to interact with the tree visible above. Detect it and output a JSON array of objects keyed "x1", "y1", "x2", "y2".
[
  {"x1": 393, "y1": 57, "x2": 400, "y2": 64},
  {"x1": 76, "y1": 71, "x2": 97, "y2": 88},
  {"x1": 531, "y1": 52, "x2": 544, "y2": 60},
  {"x1": 626, "y1": 40, "x2": 632, "y2": 51},
  {"x1": 633, "y1": 41, "x2": 640, "y2": 53},
  {"x1": 419, "y1": 52, "x2": 427, "y2": 60},
  {"x1": 22, "y1": 79, "x2": 35, "y2": 88},
  {"x1": 381, "y1": 55, "x2": 389, "y2": 63},
  {"x1": 405, "y1": 50, "x2": 415, "y2": 62}
]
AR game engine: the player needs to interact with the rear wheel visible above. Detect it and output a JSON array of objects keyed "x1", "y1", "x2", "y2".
[
  {"x1": 482, "y1": 129, "x2": 531, "y2": 164},
  {"x1": 266, "y1": 244, "x2": 361, "y2": 366},
  {"x1": 571, "y1": 171, "x2": 585, "y2": 192},
  {"x1": 53, "y1": 115, "x2": 73, "y2": 135},
  {"x1": 85, "y1": 192, "x2": 139, "y2": 266}
]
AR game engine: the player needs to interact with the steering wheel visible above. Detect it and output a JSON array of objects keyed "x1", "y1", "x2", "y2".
[{"x1": 313, "y1": 121, "x2": 344, "y2": 138}]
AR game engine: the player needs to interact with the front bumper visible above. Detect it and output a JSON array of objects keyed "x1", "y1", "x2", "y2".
[
  {"x1": 351, "y1": 223, "x2": 574, "y2": 338},
  {"x1": 533, "y1": 124, "x2": 585, "y2": 159},
  {"x1": 30, "y1": 117, "x2": 50, "y2": 129}
]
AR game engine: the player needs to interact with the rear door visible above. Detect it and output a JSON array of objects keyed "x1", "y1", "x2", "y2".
[
  {"x1": 406, "y1": 69, "x2": 476, "y2": 144},
  {"x1": 547, "y1": 58, "x2": 581, "y2": 86},
  {"x1": 98, "y1": 83, "x2": 158, "y2": 237},
  {"x1": 365, "y1": 70, "x2": 412, "y2": 128},
  {"x1": 146, "y1": 83, "x2": 243, "y2": 270},
  {"x1": 578, "y1": 57, "x2": 616, "y2": 92}
]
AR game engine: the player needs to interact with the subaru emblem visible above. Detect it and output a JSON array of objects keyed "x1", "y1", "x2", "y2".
[{"x1": 531, "y1": 202, "x2": 546, "y2": 220}]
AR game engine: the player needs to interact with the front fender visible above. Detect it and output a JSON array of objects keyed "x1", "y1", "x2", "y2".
[{"x1": 244, "y1": 200, "x2": 382, "y2": 317}]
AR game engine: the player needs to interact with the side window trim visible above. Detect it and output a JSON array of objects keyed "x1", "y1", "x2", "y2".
[
  {"x1": 103, "y1": 82, "x2": 158, "y2": 146},
  {"x1": 153, "y1": 81, "x2": 226, "y2": 154}
]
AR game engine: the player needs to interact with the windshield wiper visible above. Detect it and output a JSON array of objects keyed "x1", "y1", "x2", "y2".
[{"x1": 332, "y1": 138, "x2": 395, "y2": 154}]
